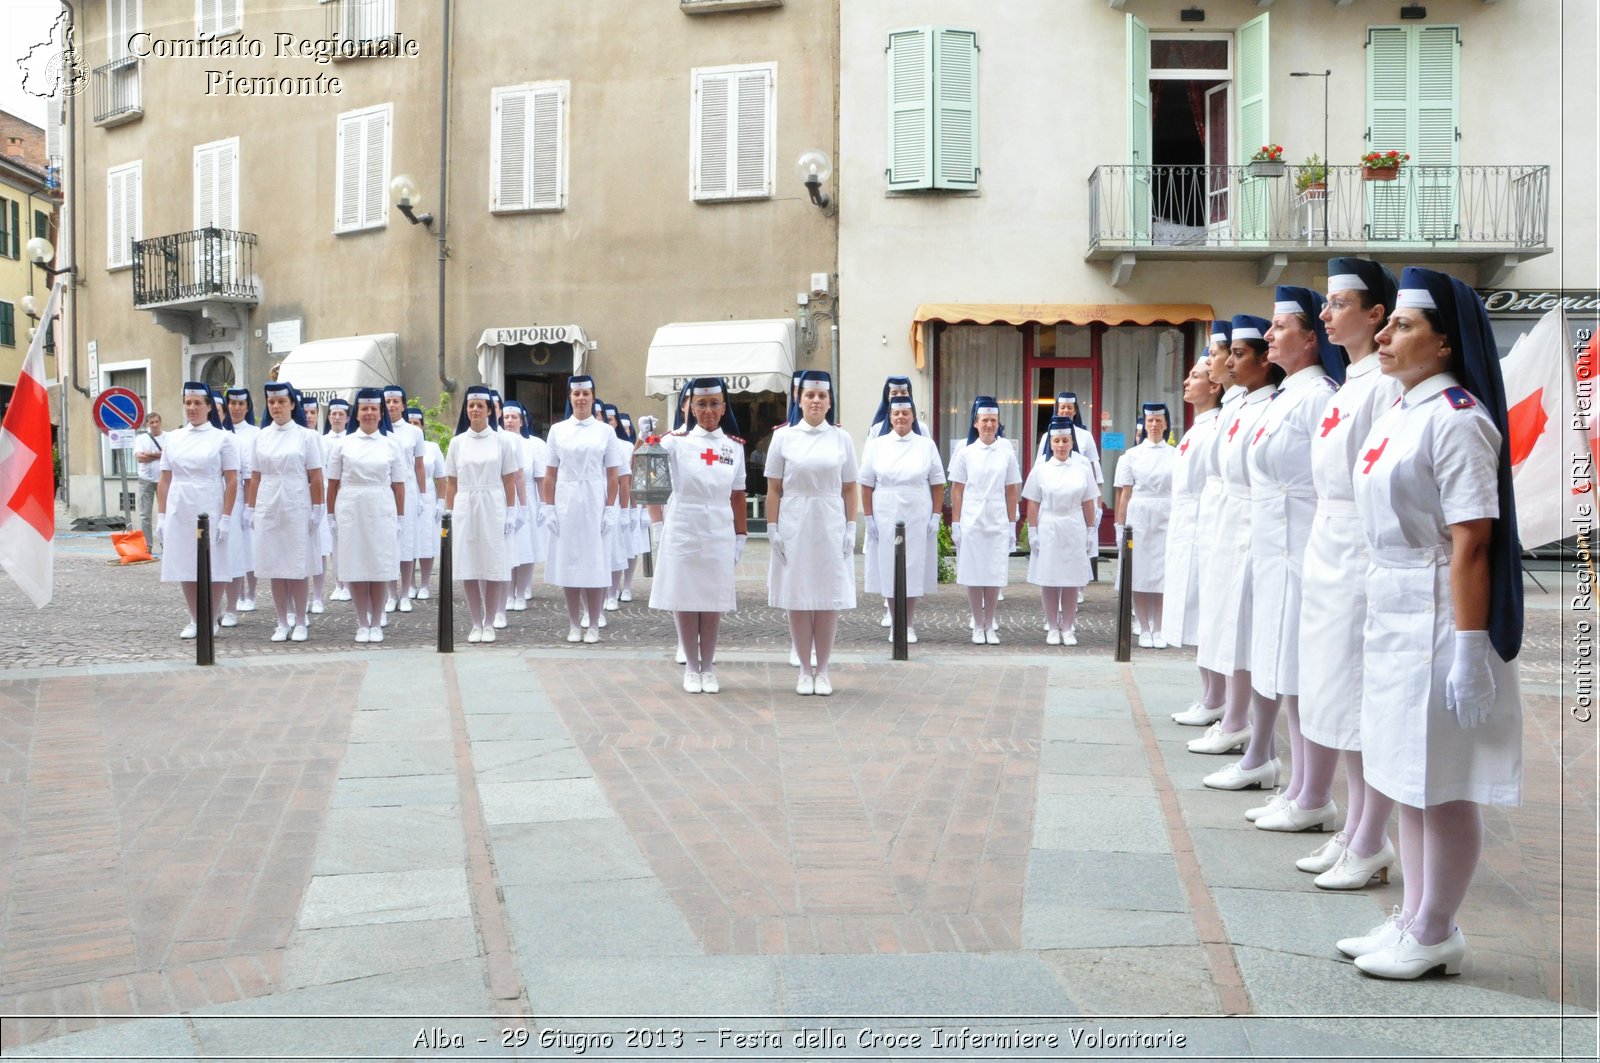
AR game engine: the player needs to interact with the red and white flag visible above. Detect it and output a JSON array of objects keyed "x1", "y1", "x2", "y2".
[
  {"x1": 0, "y1": 282, "x2": 62, "y2": 608},
  {"x1": 1501, "y1": 306, "x2": 1598, "y2": 550}
]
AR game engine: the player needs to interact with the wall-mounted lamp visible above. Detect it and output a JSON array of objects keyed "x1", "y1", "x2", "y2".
[
  {"x1": 1400, "y1": 3, "x2": 1427, "y2": 19},
  {"x1": 20, "y1": 294, "x2": 40, "y2": 320},
  {"x1": 389, "y1": 173, "x2": 434, "y2": 228},
  {"x1": 795, "y1": 149, "x2": 833, "y2": 209},
  {"x1": 1180, "y1": 7, "x2": 1205, "y2": 23},
  {"x1": 25, "y1": 237, "x2": 76, "y2": 282}
]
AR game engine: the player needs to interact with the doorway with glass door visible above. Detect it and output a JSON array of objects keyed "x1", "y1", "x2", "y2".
[{"x1": 1148, "y1": 34, "x2": 1232, "y2": 246}]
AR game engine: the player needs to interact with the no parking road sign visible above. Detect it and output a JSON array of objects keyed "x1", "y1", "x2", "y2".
[{"x1": 93, "y1": 387, "x2": 145, "y2": 438}]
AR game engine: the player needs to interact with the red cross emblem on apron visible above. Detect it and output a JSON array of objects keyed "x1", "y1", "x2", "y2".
[
  {"x1": 1360, "y1": 437, "x2": 1389, "y2": 474},
  {"x1": 1320, "y1": 408, "x2": 1342, "y2": 437}
]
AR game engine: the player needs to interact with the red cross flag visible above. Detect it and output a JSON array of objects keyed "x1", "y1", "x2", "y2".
[
  {"x1": 0, "y1": 282, "x2": 62, "y2": 608},
  {"x1": 1500, "y1": 307, "x2": 1598, "y2": 550}
]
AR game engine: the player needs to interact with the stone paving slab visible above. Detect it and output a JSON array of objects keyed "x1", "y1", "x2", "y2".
[
  {"x1": 329, "y1": 772, "x2": 459, "y2": 808},
  {"x1": 775, "y1": 953, "x2": 1078, "y2": 1018},
  {"x1": 1036, "y1": 944, "x2": 1225, "y2": 1017},
  {"x1": 479, "y1": 777, "x2": 614, "y2": 825},
  {"x1": 503, "y1": 878, "x2": 703, "y2": 958},
  {"x1": 487, "y1": 819, "x2": 655, "y2": 887},
  {"x1": 297, "y1": 868, "x2": 472, "y2": 930},
  {"x1": 279, "y1": 916, "x2": 481, "y2": 989},
  {"x1": 311, "y1": 804, "x2": 467, "y2": 874}
]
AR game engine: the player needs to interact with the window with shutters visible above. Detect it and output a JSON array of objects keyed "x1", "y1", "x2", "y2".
[
  {"x1": 886, "y1": 27, "x2": 978, "y2": 193},
  {"x1": 194, "y1": 137, "x2": 240, "y2": 283},
  {"x1": 34, "y1": 210, "x2": 51, "y2": 240},
  {"x1": 0, "y1": 197, "x2": 17, "y2": 259},
  {"x1": 196, "y1": 0, "x2": 242, "y2": 38},
  {"x1": 691, "y1": 63, "x2": 775, "y2": 202},
  {"x1": 1367, "y1": 24, "x2": 1459, "y2": 241},
  {"x1": 0, "y1": 302, "x2": 14, "y2": 347},
  {"x1": 106, "y1": 161, "x2": 141, "y2": 270},
  {"x1": 334, "y1": 103, "x2": 392, "y2": 233},
  {"x1": 490, "y1": 82, "x2": 568, "y2": 213}
]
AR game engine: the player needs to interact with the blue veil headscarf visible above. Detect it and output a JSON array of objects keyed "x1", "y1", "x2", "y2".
[
  {"x1": 1039, "y1": 391, "x2": 1085, "y2": 458},
  {"x1": 352, "y1": 388, "x2": 394, "y2": 435},
  {"x1": 500, "y1": 400, "x2": 532, "y2": 439},
  {"x1": 1043, "y1": 416, "x2": 1079, "y2": 460},
  {"x1": 1274, "y1": 285, "x2": 1347, "y2": 384},
  {"x1": 870, "y1": 376, "x2": 913, "y2": 429},
  {"x1": 966, "y1": 395, "x2": 1004, "y2": 445},
  {"x1": 224, "y1": 387, "x2": 255, "y2": 428},
  {"x1": 685, "y1": 377, "x2": 742, "y2": 436},
  {"x1": 1327, "y1": 257, "x2": 1399, "y2": 325},
  {"x1": 456, "y1": 385, "x2": 498, "y2": 434},
  {"x1": 876, "y1": 395, "x2": 923, "y2": 437},
  {"x1": 563, "y1": 375, "x2": 596, "y2": 420},
  {"x1": 183, "y1": 381, "x2": 226, "y2": 429},
  {"x1": 324, "y1": 398, "x2": 351, "y2": 434},
  {"x1": 211, "y1": 393, "x2": 235, "y2": 432},
  {"x1": 791, "y1": 370, "x2": 836, "y2": 426}
]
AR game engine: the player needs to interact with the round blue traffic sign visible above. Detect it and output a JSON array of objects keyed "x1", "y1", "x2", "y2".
[{"x1": 93, "y1": 387, "x2": 145, "y2": 435}]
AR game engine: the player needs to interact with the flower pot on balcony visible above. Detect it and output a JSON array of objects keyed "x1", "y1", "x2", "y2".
[
  {"x1": 1363, "y1": 166, "x2": 1400, "y2": 182},
  {"x1": 1248, "y1": 160, "x2": 1287, "y2": 178}
]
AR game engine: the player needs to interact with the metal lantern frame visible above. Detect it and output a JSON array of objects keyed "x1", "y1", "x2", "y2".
[{"x1": 631, "y1": 438, "x2": 673, "y2": 504}]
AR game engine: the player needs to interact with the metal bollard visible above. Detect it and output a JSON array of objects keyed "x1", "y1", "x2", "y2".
[
  {"x1": 195, "y1": 512, "x2": 215, "y2": 666},
  {"x1": 437, "y1": 512, "x2": 454, "y2": 653},
  {"x1": 891, "y1": 521, "x2": 908, "y2": 661},
  {"x1": 1114, "y1": 522, "x2": 1133, "y2": 663}
]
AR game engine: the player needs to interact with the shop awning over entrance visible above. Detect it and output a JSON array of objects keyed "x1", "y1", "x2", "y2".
[
  {"x1": 644, "y1": 319, "x2": 796, "y2": 398},
  {"x1": 274, "y1": 333, "x2": 399, "y2": 403},
  {"x1": 476, "y1": 325, "x2": 592, "y2": 387},
  {"x1": 909, "y1": 302, "x2": 1214, "y2": 368}
]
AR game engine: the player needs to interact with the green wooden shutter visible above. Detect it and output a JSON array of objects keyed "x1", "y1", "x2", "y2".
[
  {"x1": 1366, "y1": 27, "x2": 1409, "y2": 240},
  {"x1": 933, "y1": 28, "x2": 978, "y2": 190},
  {"x1": 0, "y1": 198, "x2": 11, "y2": 259},
  {"x1": 1414, "y1": 25, "x2": 1459, "y2": 239},
  {"x1": 0, "y1": 301, "x2": 14, "y2": 347},
  {"x1": 1235, "y1": 12, "x2": 1269, "y2": 241},
  {"x1": 887, "y1": 27, "x2": 933, "y2": 190},
  {"x1": 1126, "y1": 14, "x2": 1150, "y2": 242}
]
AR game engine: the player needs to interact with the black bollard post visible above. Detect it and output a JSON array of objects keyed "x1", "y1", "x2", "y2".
[
  {"x1": 642, "y1": 548, "x2": 654, "y2": 578},
  {"x1": 891, "y1": 521, "x2": 908, "y2": 661},
  {"x1": 195, "y1": 512, "x2": 215, "y2": 666},
  {"x1": 437, "y1": 512, "x2": 454, "y2": 653},
  {"x1": 1114, "y1": 522, "x2": 1133, "y2": 662}
]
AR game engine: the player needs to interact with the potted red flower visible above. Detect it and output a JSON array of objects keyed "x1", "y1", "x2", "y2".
[
  {"x1": 1248, "y1": 144, "x2": 1286, "y2": 178},
  {"x1": 1361, "y1": 149, "x2": 1410, "y2": 182}
]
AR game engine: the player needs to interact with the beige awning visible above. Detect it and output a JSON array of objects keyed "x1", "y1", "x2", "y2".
[{"x1": 909, "y1": 302, "x2": 1215, "y2": 368}]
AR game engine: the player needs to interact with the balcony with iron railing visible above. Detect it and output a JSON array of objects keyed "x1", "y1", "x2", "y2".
[
  {"x1": 91, "y1": 56, "x2": 141, "y2": 126},
  {"x1": 131, "y1": 228, "x2": 259, "y2": 337},
  {"x1": 323, "y1": 0, "x2": 401, "y2": 54},
  {"x1": 1087, "y1": 163, "x2": 1551, "y2": 287}
]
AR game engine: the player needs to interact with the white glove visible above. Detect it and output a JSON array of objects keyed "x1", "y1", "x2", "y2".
[
  {"x1": 545, "y1": 511, "x2": 560, "y2": 538},
  {"x1": 155, "y1": 513, "x2": 165, "y2": 551},
  {"x1": 769, "y1": 524, "x2": 787, "y2": 563},
  {"x1": 602, "y1": 507, "x2": 618, "y2": 535},
  {"x1": 952, "y1": 522, "x2": 963, "y2": 547},
  {"x1": 514, "y1": 505, "x2": 527, "y2": 532},
  {"x1": 928, "y1": 513, "x2": 942, "y2": 537},
  {"x1": 309, "y1": 504, "x2": 325, "y2": 534},
  {"x1": 1027, "y1": 525, "x2": 1038, "y2": 553},
  {"x1": 1115, "y1": 522, "x2": 1127, "y2": 550},
  {"x1": 327, "y1": 511, "x2": 338, "y2": 532},
  {"x1": 536, "y1": 505, "x2": 553, "y2": 528},
  {"x1": 842, "y1": 521, "x2": 857, "y2": 558},
  {"x1": 651, "y1": 520, "x2": 663, "y2": 547},
  {"x1": 241, "y1": 506, "x2": 255, "y2": 532},
  {"x1": 1445, "y1": 630, "x2": 1497, "y2": 729},
  {"x1": 734, "y1": 533, "x2": 748, "y2": 564},
  {"x1": 1086, "y1": 528, "x2": 1099, "y2": 558},
  {"x1": 865, "y1": 515, "x2": 879, "y2": 545},
  {"x1": 435, "y1": 498, "x2": 447, "y2": 519},
  {"x1": 1008, "y1": 524, "x2": 1018, "y2": 553},
  {"x1": 504, "y1": 513, "x2": 517, "y2": 538},
  {"x1": 215, "y1": 513, "x2": 232, "y2": 545}
]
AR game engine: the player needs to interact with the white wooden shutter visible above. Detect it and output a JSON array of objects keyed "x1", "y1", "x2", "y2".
[
  {"x1": 106, "y1": 161, "x2": 140, "y2": 269},
  {"x1": 1126, "y1": 14, "x2": 1151, "y2": 241},
  {"x1": 491, "y1": 88, "x2": 528, "y2": 212},
  {"x1": 694, "y1": 72, "x2": 730, "y2": 199},
  {"x1": 1414, "y1": 25, "x2": 1459, "y2": 239},
  {"x1": 362, "y1": 107, "x2": 389, "y2": 227},
  {"x1": 528, "y1": 85, "x2": 565, "y2": 209},
  {"x1": 732, "y1": 69, "x2": 772, "y2": 198},
  {"x1": 108, "y1": 0, "x2": 138, "y2": 60},
  {"x1": 334, "y1": 105, "x2": 390, "y2": 232},
  {"x1": 196, "y1": 0, "x2": 239, "y2": 38},
  {"x1": 933, "y1": 28, "x2": 978, "y2": 190},
  {"x1": 491, "y1": 84, "x2": 566, "y2": 213},
  {"x1": 692, "y1": 64, "x2": 773, "y2": 201},
  {"x1": 194, "y1": 139, "x2": 239, "y2": 230},
  {"x1": 886, "y1": 27, "x2": 933, "y2": 190}
]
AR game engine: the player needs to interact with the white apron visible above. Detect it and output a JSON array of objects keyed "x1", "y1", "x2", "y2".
[
  {"x1": 544, "y1": 416, "x2": 620, "y2": 588},
  {"x1": 859, "y1": 430, "x2": 943, "y2": 598},
  {"x1": 1299, "y1": 358, "x2": 1405, "y2": 749},
  {"x1": 391, "y1": 421, "x2": 424, "y2": 566},
  {"x1": 227, "y1": 422, "x2": 257, "y2": 579},
  {"x1": 331, "y1": 429, "x2": 403, "y2": 582},
  {"x1": 649, "y1": 426, "x2": 744, "y2": 612},
  {"x1": 1022, "y1": 454, "x2": 1097, "y2": 588},
  {"x1": 506, "y1": 434, "x2": 536, "y2": 568},
  {"x1": 251, "y1": 421, "x2": 323, "y2": 580},
  {"x1": 606, "y1": 434, "x2": 632, "y2": 573},
  {"x1": 318, "y1": 432, "x2": 342, "y2": 559},
  {"x1": 1160, "y1": 407, "x2": 1221, "y2": 646},
  {"x1": 158, "y1": 422, "x2": 238, "y2": 583},
  {"x1": 1116, "y1": 440, "x2": 1176, "y2": 593},
  {"x1": 1355, "y1": 374, "x2": 1522, "y2": 808},
  {"x1": 950, "y1": 438, "x2": 1021, "y2": 588},
  {"x1": 447, "y1": 428, "x2": 515, "y2": 581},
  {"x1": 766, "y1": 421, "x2": 858, "y2": 611},
  {"x1": 1247, "y1": 366, "x2": 1334, "y2": 698},
  {"x1": 525, "y1": 435, "x2": 549, "y2": 564},
  {"x1": 1195, "y1": 388, "x2": 1274, "y2": 675},
  {"x1": 415, "y1": 440, "x2": 444, "y2": 561}
]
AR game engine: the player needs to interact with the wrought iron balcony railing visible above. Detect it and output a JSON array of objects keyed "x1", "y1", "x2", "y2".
[
  {"x1": 91, "y1": 56, "x2": 141, "y2": 126},
  {"x1": 323, "y1": 0, "x2": 399, "y2": 51},
  {"x1": 1088, "y1": 163, "x2": 1550, "y2": 254},
  {"x1": 131, "y1": 228, "x2": 258, "y2": 308}
]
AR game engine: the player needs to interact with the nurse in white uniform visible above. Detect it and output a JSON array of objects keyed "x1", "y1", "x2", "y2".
[
  {"x1": 1114, "y1": 403, "x2": 1177, "y2": 647},
  {"x1": 213, "y1": 395, "x2": 249, "y2": 628},
  {"x1": 542, "y1": 375, "x2": 626, "y2": 643},
  {"x1": 327, "y1": 389, "x2": 406, "y2": 644},
  {"x1": 859, "y1": 396, "x2": 944, "y2": 644},
  {"x1": 156, "y1": 383, "x2": 239, "y2": 639},
  {"x1": 446, "y1": 386, "x2": 520, "y2": 644},
  {"x1": 1021, "y1": 417, "x2": 1098, "y2": 645},
  {"x1": 767, "y1": 369, "x2": 858, "y2": 696},
  {"x1": 247, "y1": 382, "x2": 325, "y2": 642},
  {"x1": 864, "y1": 377, "x2": 932, "y2": 628},
  {"x1": 300, "y1": 394, "x2": 321, "y2": 433},
  {"x1": 224, "y1": 388, "x2": 261, "y2": 616},
  {"x1": 949, "y1": 396, "x2": 1022, "y2": 645},
  {"x1": 1035, "y1": 392, "x2": 1104, "y2": 592},
  {"x1": 1340, "y1": 267, "x2": 1524, "y2": 980},
  {"x1": 649, "y1": 378, "x2": 749, "y2": 693},
  {"x1": 319, "y1": 400, "x2": 351, "y2": 604},
  {"x1": 1295, "y1": 259, "x2": 1405, "y2": 887},
  {"x1": 383, "y1": 387, "x2": 428, "y2": 614},
  {"x1": 401, "y1": 407, "x2": 448, "y2": 600},
  {"x1": 1195, "y1": 315, "x2": 1283, "y2": 786},
  {"x1": 495, "y1": 402, "x2": 538, "y2": 612},
  {"x1": 619, "y1": 413, "x2": 650, "y2": 603},
  {"x1": 1163, "y1": 355, "x2": 1225, "y2": 701}
]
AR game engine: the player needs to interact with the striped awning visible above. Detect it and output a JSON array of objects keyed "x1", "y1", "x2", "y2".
[{"x1": 909, "y1": 302, "x2": 1215, "y2": 367}]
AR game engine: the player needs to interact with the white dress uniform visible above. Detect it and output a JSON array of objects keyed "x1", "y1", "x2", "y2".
[
  {"x1": 766, "y1": 420, "x2": 859, "y2": 611},
  {"x1": 251, "y1": 420, "x2": 324, "y2": 579},
  {"x1": 949, "y1": 438, "x2": 1022, "y2": 587},
  {"x1": 1160, "y1": 406, "x2": 1223, "y2": 646},
  {"x1": 858, "y1": 428, "x2": 944, "y2": 598},
  {"x1": 318, "y1": 432, "x2": 342, "y2": 560},
  {"x1": 1114, "y1": 439, "x2": 1177, "y2": 592},
  {"x1": 1353, "y1": 373, "x2": 1522, "y2": 807},
  {"x1": 416, "y1": 439, "x2": 445, "y2": 561},
  {"x1": 446, "y1": 427, "x2": 518, "y2": 581},
  {"x1": 159, "y1": 422, "x2": 239, "y2": 583},
  {"x1": 649, "y1": 425, "x2": 746, "y2": 612},
  {"x1": 1021, "y1": 453, "x2": 1098, "y2": 588},
  {"x1": 227, "y1": 422, "x2": 258, "y2": 580},
  {"x1": 1195, "y1": 386, "x2": 1275, "y2": 675},
  {"x1": 605, "y1": 433, "x2": 632, "y2": 573},
  {"x1": 1035, "y1": 425, "x2": 1104, "y2": 490},
  {"x1": 329, "y1": 429, "x2": 405, "y2": 582},
  {"x1": 1299, "y1": 356, "x2": 1405, "y2": 749},
  {"x1": 545, "y1": 416, "x2": 625, "y2": 588},
  {"x1": 506, "y1": 434, "x2": 536, "y2": 569},
  {"x1": 1247, "y1": 365, "x2": 1336, "y2": 697},
  {"x1": 390, "y1": 421, "x2": 425, "y2": 566},
  {"x1": 525, "y1": 435, "x2": 549, "y2": 564}
]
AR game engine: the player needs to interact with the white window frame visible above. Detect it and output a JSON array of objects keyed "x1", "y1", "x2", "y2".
[
  {"x1": 490, "y1": 82, "x2": 569, "y2": 214},
  {"x1": 106, "y1": 160, "x2": 142, "y2": 271},
  {"x1": 196, "y1": 0, "x2": 242, "y2": 38},
  {"x1": 1148, "y1": 32, "x2": 1231, "y2": 81},
  {"x1": 690, "y1": 61, "x2": 776, "y2": 202},
  {"x1": 334, "y1": 102, "x2": 393, "y2": 233},
  {"x1": 107, "y1": 0, "x2": 141, "y2": 60},
  {"x1": 99, "y1": 358, "x2": 152, "y2": 478}
]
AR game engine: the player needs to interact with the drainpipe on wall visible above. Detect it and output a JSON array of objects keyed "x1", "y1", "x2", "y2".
[
  {"x1": 435, "y1": 0, "x2": 456, "y2": 395},
  {"x1": 57, "y1": 1, "x2": 83, "y2": 513}
]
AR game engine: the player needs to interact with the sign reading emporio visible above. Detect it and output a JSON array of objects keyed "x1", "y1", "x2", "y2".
[
  {"x1": 486, "y1": 326, "x2": 583, "y2": 346},
  {"x1": 669, "y1": 375, "x2": 754, "y2": 393}
]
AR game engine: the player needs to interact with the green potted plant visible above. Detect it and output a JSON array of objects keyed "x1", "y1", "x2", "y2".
[
  {"x1": 1294, "y1": 153, "x2": 1328, "y2": 196},
  {"x1": 1361, "y1": 149, "x2": 1410, "y2": 181},
  {"x1": 1248, "y1": 143, "x2": 1286, "y2": 178}
]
